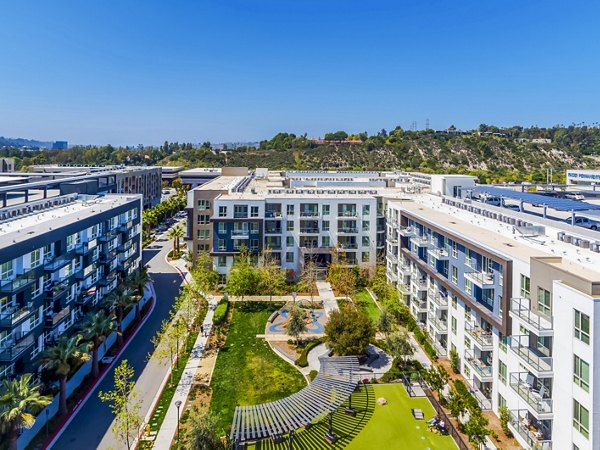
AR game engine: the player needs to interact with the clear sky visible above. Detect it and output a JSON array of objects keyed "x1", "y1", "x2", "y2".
[{"x1": 1, "y1": 0, "x2": 599, "y2": 145}]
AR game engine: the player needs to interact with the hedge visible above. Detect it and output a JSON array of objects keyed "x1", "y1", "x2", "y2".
[
  {"x1": 213, "y1": 300, "x2": 229, "y2": 325},
  {"x1": 295, "y1": 338, "x2": 324, "y2": 368},
  {"x1": 308, "y1": 370, "x2": 318, "y2": 381},
  {"x1": 453, "y1": 379, "x2": 480, "y2": 411},
  {"x1": 413, "y1": 327, "x2": 438, "y2": 361}
]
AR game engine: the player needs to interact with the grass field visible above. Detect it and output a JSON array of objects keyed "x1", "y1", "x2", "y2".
[
  {"x1": 209, "y1": 302, "x2": 307, "y2": 435},
  {"x1": 246, "y1": 384, "x2": 456, "y2": 450},
  {"x1": 354, "y1": 289, "x2": 381, "y2": 323}
]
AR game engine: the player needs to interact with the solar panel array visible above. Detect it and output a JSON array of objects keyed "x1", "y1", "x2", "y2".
[
  {"x1": 473, "y1": 186, "x2": 600, "y2": 211},
  {"x1": 230, "y1": 356, "x2": 360, "y2": 444}
]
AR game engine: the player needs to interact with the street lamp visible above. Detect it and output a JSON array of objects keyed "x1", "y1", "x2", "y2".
[{"x1": 175, "y1": 400, "x2": 182, "y2": 446}]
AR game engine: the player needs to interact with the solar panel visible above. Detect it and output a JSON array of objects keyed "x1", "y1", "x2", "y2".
[{"x1": 472, "y1": 186, "x2": 600, "y2": 211}]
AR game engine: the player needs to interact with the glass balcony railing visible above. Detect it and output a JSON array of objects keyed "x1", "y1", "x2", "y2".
[
  {"x1": 465, "y1": 322, "x2": 493, "y2": 349},
  {"x1": 410, "y1": 236, "x2": 432, "y2": 247},
  {"x1": 464, "y1": 349, "x2": 493, "y2": 380},
  {"x1": 399, "y1": 226, "x2": 416, "y2": 237},
  {"x1": 388, "y1": 272, "x2": 398, "y2": 282},
  {"x1": 0, "y1": 333, "x2": 35, "y2": 362},
  {"x1": 464, "y1": 270, "x2": 494, "y2": 288},
  {"x1": 430, "y1": 316, "x2": 448, "y2": 333},
  {"x1": 338, "y1": 227, "x2": 358, "y2": 233},
  {"x1": 508, "y1": 410, "x2": 552, "y2": 450},
  {"x1": 510, "y1": 298, "x2": 553, "y2": 334},
  {"x1": 509, "y1": 372, "x2": 553, "y2": 416},
  {"x1": 0, "y1": 274, "x2": 36, "y2": 293},
  {"x1": 510, "y1": 336, "x2": 553, "y2": 375},
  {"x1": 0, "y1": 305, "x2": 35, "y2": 327},
  {"x1": 427, "y1": 247, "x2": 449, "y2": 260},
  {"x1": 429, "y1": 290, "x2": 448, "y2": 308}
]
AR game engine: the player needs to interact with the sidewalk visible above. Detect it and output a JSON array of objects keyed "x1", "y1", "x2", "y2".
[{"x1": 316, "y1": 281, "x2": 339, "y2": 316}]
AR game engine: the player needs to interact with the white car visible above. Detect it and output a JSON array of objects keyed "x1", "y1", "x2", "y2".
[
  {"x1": 565, "y1": 216, "x2": 600, "y2": 230},
  {"x1": 565, "y1": 193, "x2": 584, "y2": 201}
]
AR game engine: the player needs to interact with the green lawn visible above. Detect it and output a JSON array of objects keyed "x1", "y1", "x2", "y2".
[
  {"x1": 354, "y1": 289, "x2": 381, "y2": 323},
  {"x1": 246, "y1": 384, "x2": 456, "y2": 450},
  {"x1": 209, "y1": 302, "x2": 307, "y2": 434}
]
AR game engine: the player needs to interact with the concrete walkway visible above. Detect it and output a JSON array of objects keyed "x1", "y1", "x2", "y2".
[
  {"x1": 316, "y1": 281, "x2": 339, "y2": 316},
  {"x1": 407, "y1": 332, "x2": 433, "y2": 370},
  {"x1": 152, "y1": 260, "x2": 219, "y2": 449}
]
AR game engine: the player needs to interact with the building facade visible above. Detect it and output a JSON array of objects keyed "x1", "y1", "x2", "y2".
[
  {"x1": 0, "y1": 193, "x2": 142, "y2": 381},
  {"x1": 386, "y1": 194, "x2": 600, "y2": 450}
]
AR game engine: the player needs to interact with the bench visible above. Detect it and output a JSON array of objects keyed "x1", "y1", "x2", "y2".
[
  {"x1": 412, "y1": 408, "x2": 424, "y2": 420},
  {"x1": 324, "y1": 433, "x2": 338, "y2": 445}
]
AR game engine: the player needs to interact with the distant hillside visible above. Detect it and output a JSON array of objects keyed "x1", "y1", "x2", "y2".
[{"x1": 0, "y1": 136, "x2": 52, "y2": 149}]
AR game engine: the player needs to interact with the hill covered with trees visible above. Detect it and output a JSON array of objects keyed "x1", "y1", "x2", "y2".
[{"x1": 3, "y1": 124, "x2": 600, "y2": 184}]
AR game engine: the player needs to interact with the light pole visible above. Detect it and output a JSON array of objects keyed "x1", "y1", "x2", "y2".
[{"x1": 175, "y1": 400, "x2": 182, "y2": 446}]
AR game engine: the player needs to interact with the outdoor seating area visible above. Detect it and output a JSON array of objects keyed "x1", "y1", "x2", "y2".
[{"x1": 266, "y1": 302, "x2": 327, "y2": 335}]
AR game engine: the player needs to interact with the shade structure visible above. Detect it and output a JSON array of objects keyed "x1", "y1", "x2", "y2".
[{"x1": 230, "y1": 356, "x2": 361, "y2": 445}]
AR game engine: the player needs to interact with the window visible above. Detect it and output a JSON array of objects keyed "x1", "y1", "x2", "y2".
[
  {"x1": 575, "y1": 310, "x2": 590, "y2": 344},
  {"x1": 362, "y1": 252, "x2": 370, "y2": 263},
  {"x1": 217, "y1": 239, "x2": 226, "y2": 251},
  {"x1": 322, "y1": 236, "x2": 330, "y2": 247},
  {"x1": 362, "y1": 205, "x2": 370, "y2": 216},
  {"x1": 451, "y1": 316, "x2": 457, "y2": 334},
  {"x1": 66, "y1": 233, "x2": 79, "y2": 251},
  {"x1": 287, "y1": 221, "x2": 295, "y2": 232},
  {"x1": 498, "y1": 266, "x2": 503, "y2": 287},
  {"x1": 250, "y1": 239, "x2": 259, "y2": 250},
  {"x1": 322, "y1": 221, "x2": 330, "y2": 231},
  {"x1": 362, "y1": 236, "x2": 370, "y2": 247},
  {"x1": 464, "y1": 336, "x2": 472, "y2": 349},
  {"x1": 573, "y1": 400, "x2": 589, "y2": 439},
  {"x1": 30, "y1": 249, "x2": 42, "y2": 268},
  {"x1": 234, "y1": 205, "x2": 248, "y2": 218},
  {"x1": 465, "y1": 305, "x2": 471, "y2": 321},
  {"x1": 197, "y1": 229, "x2": 210, "y2": 240},
  {"x1": 498, "y1": 360, "x2": 507, "y2": 384},
  {"x1": 218, "y1": 222, "x2": 227, "y2": 234},
  {"x1": 465, "y1": 279, "x2": 473, "y2": 295},
  {"x1": 499, "y1": 333, "x2": 507, "y2": 352},
  {"x1": 428, "y1": 254, "x2": 435, "y2": 267},
  {"x1": 452, "y1": 296, "x2": 457, "y2": 309},
  {"x1": 537, "y1": 287, "x2": 551, "y2": 317},
  {"x1": 498, "y1": 394, "x2": 506, "y2": 409},
  {"x1": 250, "y1": 206, "x2": 259, "y2": 218},
  {"x1": 197, "y1": 199, "x2": 210, "y2": 211},
  {"x1": 450, "y1": 240, "x2": 458, "y2": 258},
  {"x1": 451, "y1": 266, "x2": 458, "y2": 284},
  {"x1": 286, "y1": 236, "x2": 294, "y2": 247},
  {"x1": 322, "y1": 205, "x2": 330, "y2": 215},
  {"x1": 217, "y1": 256, "x2": 226, "y2": 267},
  {"x1": 197, "y1": 244, "x2": 209, "y2": 252},
  {"x1": 197, "y1": 214, "x2": 210, "y2": 225},
  {"x1": 286, "y1": 252, "x2": 294, "y2": 263},
  {"x1": 362, "y1": 220, "x2": 370, "y2": 232},
  {"x1": 286, "y1": 205, "x2": 295, "y2": 216},
  {"x1": 464, "y1": 365, "x2": 471, "y2": 378},
  {"x1": 0, "y1": 261, "x2": 13, "y2": 280},
  {"x1": 574, "y1": 355, "x2": 590, "y2": 392},
  {"x1": 249, "y1": 222, "x2": 259, "y2": 233},
  {"x1": 218, "y1": 206, "x2": 227, "y2": 217},
  {"x1": 520, "y1": 274, "x2": 530, "y2": 299}
]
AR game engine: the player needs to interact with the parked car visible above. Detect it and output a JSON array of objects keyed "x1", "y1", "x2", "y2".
[
  {"x1": 503, "y1": 204, "x2": 521, "y2": 212},
  {"x1": 565, "y1": 193, "x2": 585, "y2": 201},
  {"x1": 565, "y1": 216, "x2": 600, "y2": 230}
]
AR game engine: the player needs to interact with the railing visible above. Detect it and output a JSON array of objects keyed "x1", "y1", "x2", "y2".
[
  {"x1": 508, "y1": 410, "x2": 552, "y2": 449},
  {"x1": 429, "y1": 290, "x2": 448, "y2": 308},
  {"x1": 338, "y1": 227, "x2": 358, "y2": 233},
  {"x1": 0, "y1": 305, "x2": 34, "y2": 327},
  {"x1": 338, "y1": 211, "x2": 357, "y2": 217},
  {"x1": 464, "y1": 349, "x2": 493, "y2": 379},
  {"x1": 427, "y1": 247, "x2": 449, "y2": 259},
  {"x1": 0, "y1": 274, "x2": 36, "y2": 293},
  {"x1": 466, "y1": 379, "x2": 492, "y2": 410},
  {"x1": 46, "y1": 306, "x2": 70, "y2": 327},
  {"x1": 0, "y1": 333, "x2": 35, "y2": 362},
  {"x1": 413, "y1": 298, "x2": 428, "y2": 312},
  {"x1": 398, "y1": 264, "x2": 411, "y2": 276},
  {"x1": 232, "y1": 229, "x2": 250, "y2": 236},
  {"x1": 399, "y1": 226, "x2": 416, "y2": 237},
  {"x1": 509, "y1": 373, "x2": 553, "y2": 416},
  {"x1": 432, "y1": 341, "x2": 447, "y2": 357},
  {"x1": 424, "y1": 385, "x2": 470, "y2": 450},
  {"x1": 387, "y1": 253, "x2": 398, "y2": 264},
  {"x1": 388, "y1": 272, "x2": 398, "y2": 282},
  {"x1": 338, "y1": 243, "x2": 358, "y2": 249},
  {"x1": 510, "y1": 297, "x2": 553, "y2": 333},
  {"x1": 264, "y1": 228, "x2": 282, "y2": 234},
  {"x1": 46, "y1": 282, "x2": 69, "y2": 300},
  {"x1": 464, "y1": 270, "x2": 494, "y2": 287},
  {"x1": 465, "y1": 322, "x2": 493, "y2": 349},
  {"x1": 300, "y1": 211, "x2": 319, "y2": 217},
  {"x1": 410, "y1": 236, "x2": 432, "y2": 247},
  {"x1": 413, "y1": 279, "x2": 428, "y2": 290},
  {"x1": 430, "y1": 316, "x2": 448, "y2": 333},
  {"x1": 510, "y1": 336, "x2": 553, "y2": 374},
  {"x1": 44, "y1": 256, "x2": 72, "y2": 272},
  {"x1": 299, "y1": 228, "x2": 320, "y2": 233},
  {"x1": 265, "y1": 211, "x2": 282, "y2": 218}
]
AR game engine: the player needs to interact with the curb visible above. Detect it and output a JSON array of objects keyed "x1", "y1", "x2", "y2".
[{"x1": 45, "y1": 293, "x2": 156, "y2": 450}]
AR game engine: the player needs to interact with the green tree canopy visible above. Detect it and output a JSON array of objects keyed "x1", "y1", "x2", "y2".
[{"x1": 324, "y1": 305, "x2": 375, "y2": 356}]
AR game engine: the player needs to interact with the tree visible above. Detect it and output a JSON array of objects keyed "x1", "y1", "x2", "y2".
[
  {"x1": 104, "y1": 285, "x2": 135, "y2": 345},
  {"x1": 377, "y1": 307, "x2": 394, "y2": 339},
  {"x1": 450, "y1": 347, "x2": 460, "y2": 374},
  {"x1": 187, "y1": 410, "x2": 228, "y2": 450},
  {"x1": 386, "y1": 332, "x2": 413, "y2": 367},
  {"x1": 39, "y1": 335, "x2": 90, "y2": 416},
  {"x1": 126, "y1": 265, "x2": 151, "y2": 321},
  {"x1": 167, "y1": 225, "x2": 185, "y2": 255},
  {"x1": 300, "y1": 258, "x2": 319, "y2": 309},
  {"x1": 285, "y1": 305, "x2": 307, "y2": 345},
  {"x1": 225, "y1": 246, "x2": 260, "y2": 300},
  {"x1": 324, "y1": 305, "x2": 375, "y2": 356},
  {"x1": 327, "y1": 260, "x2": 357, "y2": 302},
  {"x1": 192, "y1": 252, "x2": 219, "y2": 293},
  {"x1": 424, "y1": 365, "x2": 449, "y2": 402},
  {"x1": 463, "y1": 411, "x2": 490, "y2": 448},
  {"x1": 499, "y1": 405, "x2": 511, "y2": 437},
  {"x1": 259, "y1": 247, "x2": 287, "y2": 301},
  {"x1": 81, "y1": 310, "x2": 115, "y2": 378},
  {"x1": 99, "y1": 360, "x2": 143, "y2": 450},
  {"x1": 446, "y1": 391, "x2": 467, "y2": 419},
  {"x1": 0, "y1": 374, "x2": 51, "y2": 450}
]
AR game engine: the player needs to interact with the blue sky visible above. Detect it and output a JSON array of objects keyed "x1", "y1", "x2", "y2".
[{"x1": 1, "y1": 1, "x2": 599, "y2": 145}]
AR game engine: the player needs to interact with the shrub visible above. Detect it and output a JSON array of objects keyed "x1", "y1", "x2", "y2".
[
  {"x1": 450, "y1": 347, "x2": 460, "y2": 373},
  {"x1": 499, "y1": 405, "x2": 512, "y2": 437},
  {"x1": 308, "y1": 370, "x2": 318, "y2": 381},
  {"x1": 295, "y1": 338, "x2": 323, "y2": 367},
  {"x1": 453, "y1": 380, "x2": 479, "y2": 412},
  {"x1": 212, "y1": 300, "x2": 229, "y2": 325},
  {"x1": 413, "y1": 328, "x2": 438, "y2": 361}
]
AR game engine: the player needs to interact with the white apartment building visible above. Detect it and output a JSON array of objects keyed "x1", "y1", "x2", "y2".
[{"x1": 386, "y1": 194, "x2": 600, "y2": 450}]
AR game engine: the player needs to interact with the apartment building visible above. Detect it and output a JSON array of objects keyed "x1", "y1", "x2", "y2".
[
  {"x1": 0, "y1": 193, "x2": 142, "y2": 381},
  {"x1": 386, "y1": 194, "x2": 600, "y2": 450},
  {"x1": 186, "y1": 169, "x2": 423, "y2": 280}
]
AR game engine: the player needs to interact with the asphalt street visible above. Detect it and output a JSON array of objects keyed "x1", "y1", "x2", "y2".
[{"x1": 50, "y1": 235, "x2": 183, "y2": 450}]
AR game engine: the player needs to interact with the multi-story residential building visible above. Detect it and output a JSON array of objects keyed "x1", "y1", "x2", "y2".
[
  {"x1": 186, "y1": 169, "x2": 423, "y2": 280},
  {"x1": 0, "y1": 192, "x2": 142, "y2": 382},
  {"x1": 386, "y1": 193, "x2": 600, "y2": 450}
]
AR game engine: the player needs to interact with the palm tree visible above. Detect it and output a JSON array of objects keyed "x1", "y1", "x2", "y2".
[
  {"x1": 126, "y1": 265, "x2": 151, "y2": 321},
  {"x1": 39, "y1": 335, "x2": 89, "y2": 416},
  {"x1": 104, "y1": 285, "x2": 134, "y2": 345},
  {"x1": 167, "y1": 225, "x2": 185, "y2": 256},
  {"x1": 80, "y1": 310, "x2": 116, "y2": 378},
  {"x1": 0, "y1": 374, "x2": 51, "y2": 450}
]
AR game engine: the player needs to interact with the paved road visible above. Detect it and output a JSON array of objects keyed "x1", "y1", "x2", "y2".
[{"x1": 51, "y1": 236, "x2": 183, "y2": 450}]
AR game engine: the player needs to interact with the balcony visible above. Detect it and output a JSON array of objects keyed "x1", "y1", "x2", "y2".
[
  {"x1": 117, "y1": 240, "x2": 134, "y2": 253},
  {"x1": 0, "y1": 333, "x2": 35, "y2": 362},
  {"x1": 117, "y1": 220, "x2": 133, "y2": 232},
  {"x1": 466, "y1": 379, "x2": 492, "y2": 410},
  {"x1": 299, "y1": 211, "x2": 319, "y2": 218},
  {"x1": 45, "y1": 306, "x2": 70, "y2": 327},
  {"x1": 510, "y1": 336, "x2": 553, "y2": 377},
  {"x1": 265, "y1": 211, "x2": 282, "y2": 218},
  {"x1": 464, "y1": 349, "x2": 493, "y2": 381},
  {"x1": 264, "y1": 228, "x2": 282, "y2": 234},
  {"x1": 44, "y1": 256, "x2": 72, "y2": 272},
  {"x1": 509, "y1": 373, "x2": 553, "y2": 418},
  {"x1": 100, "y1": 250, "x2": 117, "y2": 264},
  {"x1": 388, "y1": 272, "x2": 398, "y2": 283},
  {"x1": 464, "y1": 270, "x2": 494, "y2": 288},
  {"x1": 508, "y1": 410, "x2": 552, "y2": 450},
  {"x1": 0, "y1": 304, "x2": 35, "y2": 327},
  {"x1": 387, "y1": 235, "x2": 398, "y2": 244},
  {"x1": 412, "y1": 278, "x2": 428, "y2": 292},
  {"x1": 412, "y1": 297, "x2": 428, "y2": 312},
  {"x1": 410, "y1": 236, "x2": 432, "y2": 248},
  {"x1": 338, "y1": 210, "x2": 357, "y2": 217},
  {"x1": 99, "y1": 231, "x2": 117, "y2": 242},
  {"x1": 399, "y1": 226, "x2": 416, "y2": 237},
  {"x1": 232, "y1": 229, "x2": 250, "y2": 239},
  {"x1": 338, "y1": 242, "x2": 358, "y2": 250},
  {"x1": 429, "y1": 290, "x2": 448, "y2": 308},
  {"x1": 299, "y1": 228, "x2": 320, "y2": 234},
  {"x1": 465, "y1": 322, "x2": 493, "y2": 350},
  {"x1": 76, "y1": 239, "x2": 98, "y2": 255},
  {"x1": 432, "y1": 340, "x2": 447, "y2": 357},
  {"x1": 398, "y1": 284, "x2": 410, "y2": 297},
  {"x1": 399, "y1": 264, "x2": 411, "y2": 276},
  {"x1": 427, "y1": 247, "x2": 449, "y2": 260},
  {"x1": 0, "y1": 274, "x2": 36, "y2": 293},
  {"x1": 45, "y1": 282, "x2": 69, "y2": 301},
  {"x1": 430, "y1": 316, "x2": 448, "y2": 333},
  {"x1": 510, "y1": 298, "x2": 553, "y2": 336},
  {"x1": 338, "y1": 227, "x2": 358, "y2": 234}
]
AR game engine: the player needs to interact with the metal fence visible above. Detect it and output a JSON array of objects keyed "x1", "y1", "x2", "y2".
[{"x1": 424, "y1": 385, "x2": 470, "y2": 450}]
